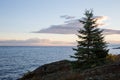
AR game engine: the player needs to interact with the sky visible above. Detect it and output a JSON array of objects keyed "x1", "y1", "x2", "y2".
[{"x1": 0, "y1": 0, "x2": 120, "y2": 46}]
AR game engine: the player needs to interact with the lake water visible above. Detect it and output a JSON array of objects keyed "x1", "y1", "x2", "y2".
[{"x1": 0, "y1": 45, "x2": 120, "y2": 80}]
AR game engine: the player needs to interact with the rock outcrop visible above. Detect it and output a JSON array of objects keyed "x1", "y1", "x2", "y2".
[
  {"x1": 19, "y1": 60, "x2": 83, "y2": 80},
  {"x1": 82, "y1": 62, "x2": 120, "y2": 80},
  {"x1": 19, "y1": 60, "x2": 120, "y2": 80}
]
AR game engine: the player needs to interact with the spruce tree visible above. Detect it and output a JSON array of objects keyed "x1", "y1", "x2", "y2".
[{"x1": 72, "y1": 10, "x2": 109, "y2": 68}]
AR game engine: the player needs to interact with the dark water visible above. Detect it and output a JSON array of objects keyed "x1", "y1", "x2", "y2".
[
  {"x1": 0, "y1": 45, "x2": 120, "y2": 80},
  {"x1": 0, "y1": 46, "x2": 74, "y2": 80}
]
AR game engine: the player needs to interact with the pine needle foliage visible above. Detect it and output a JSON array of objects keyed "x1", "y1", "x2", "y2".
[{"x1": 72, "y1": 10, "x2": 109, "y2": 69}]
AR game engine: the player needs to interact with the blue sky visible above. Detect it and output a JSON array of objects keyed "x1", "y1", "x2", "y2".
[{"x1": 0, "y1": 0, "x2": 120, "y2": 46}]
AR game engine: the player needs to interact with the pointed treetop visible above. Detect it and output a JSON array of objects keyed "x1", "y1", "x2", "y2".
[{"x1": 84, "y1": 9, "x2": 93, "y2": 18}]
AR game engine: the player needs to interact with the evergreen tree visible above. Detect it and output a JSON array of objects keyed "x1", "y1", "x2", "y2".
[{"x1": 72, "y1": 10, "x2": 109, "y2": 68}]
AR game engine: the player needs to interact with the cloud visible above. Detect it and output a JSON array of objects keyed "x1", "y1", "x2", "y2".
[
  {"x1": 93, "y1": 16, "x2": 108, "y2": 26},
  {"x1": 0, "y1": 38, "x2": 75, "y2": 46},
  {"x1": 81, "y1": 16, "x2": 108, "y2": 26},
  {"x1": 33, "y1": 19, "x2": 82, "y2": 34},
  {"x1": 103, "y1": 29, "x2": 120, "y2": 35},
  {"x1": 60, "y1": 15, "x2": 75, "y2": 19},
  {"x1": 33, "y1": 16, "x2": 120, "y2": 35},
  {"x1": 0, "y1": 38, "x2": 42, "y2": 43}
]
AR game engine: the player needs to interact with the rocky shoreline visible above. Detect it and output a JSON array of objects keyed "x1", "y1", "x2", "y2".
[{"x1": 19, "y1": 60, "x2": 120, "y2": 80}]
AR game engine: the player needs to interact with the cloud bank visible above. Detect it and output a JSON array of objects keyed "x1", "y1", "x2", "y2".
[{"x1": 0, "y1": 38, "x2": 75, "y2": 46}]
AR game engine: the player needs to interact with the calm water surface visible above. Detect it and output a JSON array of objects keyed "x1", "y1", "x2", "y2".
[
  {"x1": 0, "y1": 45, "x2": 120, "y2": 80},
  {"x1": 0, "y1": 46, "x2": 74, "y2": 80}
]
